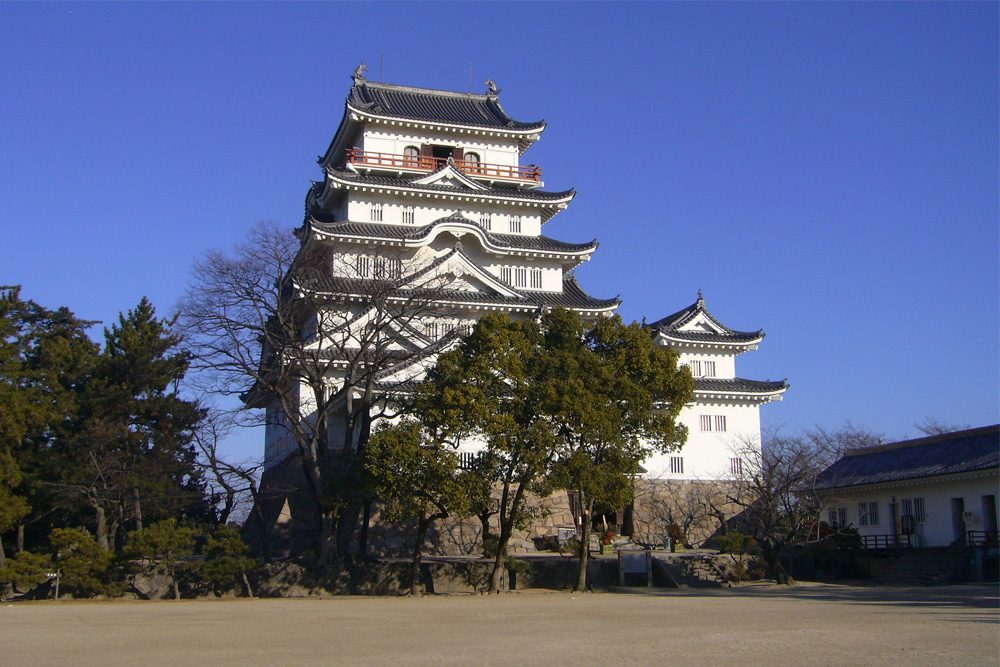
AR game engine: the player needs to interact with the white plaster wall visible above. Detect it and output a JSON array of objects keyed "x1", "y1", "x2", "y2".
[
  {"x1": 643, "y1": 400, "x2": 762, "y2": 481},
  {"x1": 343, "y1": 194, "x2": 542, "y2": 236},
  {"x1": 360, "y1": 128, "x2": 520, "y2": 167},
  {"x1": 676, "y1": 349, "x2": 737, "y2": 379},
  {"x1": 821, "y1": 475, "x2": 999, "y2": 547}
]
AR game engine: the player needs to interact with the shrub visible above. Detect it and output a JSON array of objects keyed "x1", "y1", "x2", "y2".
[
  {"x1": 49, "y1": 528, "x2": 119, "y2": 596},
  {"x1": 197, "y1": 526, "x2": 258, "y2": 597},
  {"x1": 0, "y1": 551, "x2": 54, "y2": 592}
]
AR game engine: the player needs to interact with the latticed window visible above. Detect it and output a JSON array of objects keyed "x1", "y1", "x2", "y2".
[
  {"x1": 700, "y1": 415, "x2": 712, "y2": 431},
  {"x1": 402, "y1": 206, "x2": 415, "y2": 224},
  {"x1": 515, "y1": 267, "x2": 527, "y2": 288},
  {"x1": 479, "y1": 212, "x2": 491, "y2": 229},
  {"x1": 730, "y1": 457, "x2": 743, "y2": 476},
  {"x1": 714, "y1": 415, "x2": 727, "y2": 432},
  {"x1": 500, "y1": 266, "x2": 512, "y2": 284},
  {"x1": 425, "y1": 322, "x2": 439, "y2": 340},
  {"x1": 530, "y1": 269, "x2": 542, "y2": 289},
  {"x1": 704, "y1": 360, "x2": 716, "y2": 377},
  {"x1": 670, "y1": 456, "x2": 684, "y2": 474},
  {"x1": 509, "y1": 215, "x2": 521, "y2": 233},
  {"x1": 403, "y1": 146, "x2": 420, "y2": 167},
  {"x1": 458, "y1": 452, "x2": 477, "y2": 470},
  {"x1": 689, "y1": 360, "x2": 702, "y2": 377},
  {"x1": 356, "y1": 255, "x2": 372, "y2": 278},
  {"x1": 370, "y1": 203, "x2": 383, "y2": 222},
  {"x1": 827, "y1": 507, "x2": 847, "y2": 528},
  {"x1": 858, "y1": 501, "x2": 879, "y2": 527}
]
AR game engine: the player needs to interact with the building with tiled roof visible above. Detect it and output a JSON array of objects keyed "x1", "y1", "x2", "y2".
[
  {"x1": 815, "y1": 425, "x2": 999, "y2": 549},
  {"x1": 262, "y1": 68, "x2": 617, "y2": 472},
  {"x1": 643, "y1": 292, "x2": 788, "y2": 480}
]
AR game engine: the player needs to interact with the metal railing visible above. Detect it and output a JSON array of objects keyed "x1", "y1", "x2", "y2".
[
  {"x1": 345, "y1": 148, "x2": 542, "y2": 182},
  {"x1": 860, "y1": 534, "x2": 913, "y2": 550},
  {"x1": 967, "y1": 530, "x2": 999, "y2": 547}
]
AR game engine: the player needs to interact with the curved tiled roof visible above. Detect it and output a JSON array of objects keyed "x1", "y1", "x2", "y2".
[
  {"x1": 814, "y1": 425, "x2": 1000, "y2": 490},
  {"x1": 694, "y1": 378, "x2": 788, "y2": 394},
  {"x1": 651, "y1": 293, "x2": 763, "y2": 344},
  {"x1": 297, "y1": 258, "x2": 618, "y2": 314},
  {"x1": 324, "y1": 169, "x2": 575, "y2": 203},
  {"x1": 347, "y1": 81, "x2": 546, "y2": 132},
  {"x1": 309, "y1": 215, "x2": 598, "y2": 255}
]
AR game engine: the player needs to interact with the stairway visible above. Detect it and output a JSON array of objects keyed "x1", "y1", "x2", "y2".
[{"x1": 653, "y1": 553, "x2": 731, "y2": 588}]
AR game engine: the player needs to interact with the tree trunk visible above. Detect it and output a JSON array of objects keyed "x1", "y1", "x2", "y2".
[
  {"x1": 248, "y1": 481, "x2": 272, "y2": 562},
  {"x1": 218, "y1": 488, "x2": 235, "y2": 526},
  {"x1": 94, "y1": 504, "x2": 109, "y2": 551},
  {"x1": 241, "y1": 571, "x2": 254, "y2": 599},
  {"x1": 358, "y1": 501, "x2": 372, "y2": 560},
  {"x1": 0, "y1": 534, "x2": 6, "y2": 569},
  {"x1": 16, "y1": 523, "x2": 24, "y2": 553},
  {"x1": 109, "y1": 518, "x2": 121, "y2": 553},
  {"x1": 410, "y1": 515, "x2": 430, "y2": 596},
  {"x1": 173, "y1": 575, "x2": 181, "y2": 600},
  {"x1": 132, "y1": 487, "x2": 143, "y2": 532},
  {"x1": 574, "y1": 496, "x2": 592, "y2": 592},
  {"x1": 488, "y1": 520, "x2": 513, "y2": 593},
  {"x1": 318, "y1": 510, "x2": 336, "y2": 567},
  {"x1": 764, "y1": 549, "x2": 795, "y2": 585}
]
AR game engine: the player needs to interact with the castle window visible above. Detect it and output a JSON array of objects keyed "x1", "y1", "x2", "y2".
[
  {"x1": 373, "y1": 256, "x2": 401, "y2": 279},
  {"x1": 699, "y1": 415, "x2": 712, "y2": 431},
  {"x1": 403, "y1": 146, "x2": 420, "y2": 166},
  {"x1": 464, "y1": 152, "x2": 482, "y2": 174},
  {"x1": 356, "y1": 255, "x2": 372, "y2": 278},
  {"x1": 689, "y1": 360, "x2": 702, "y2": 377},
  {"x1": 670, "y1": 456, "x2": 684, "y2": 475},
  {"x1": 730, "y1": 458, "x2": 743, "y2": 476},
  {"x1": 370, "y1": 203, "x2": 383, "y2": 222},
  {"x1": 515, "y1": 268, "x2": 527, "y2": 288},
  {"x1": 425, "y1": 322, "x2": 439, "y2": 340},
  {"x1": 530, "y1": 269, "x2": 542, "y2": 289},
  {"x1": 500, "y1": 266, "x2": 512, "y2": 284},
  {"x1": 714, "y1": 415, "x2": 727, "y2": 432},
  {"x1": 858, "y1": 501, "x2": 879, "y2": 527},
  {"x1": 479, "y1": 212, "x2": 491, "y2": 230},
  {"x1": 704, "y1": 360, "x2": 716, "y2": 377},
  {"x1": 402, "y1": 206, "x2": 415, "y2": 225},
  {"x1": 827, "y1": 507, "x2": 847, "y2": 528},
  {"x1": 509, "y1": 214, "x2": 521, "y2": 233}
]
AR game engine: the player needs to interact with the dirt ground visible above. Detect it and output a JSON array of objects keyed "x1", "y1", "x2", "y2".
[{"x1": 1, "y1": 582, "x2": 997, "y2": 666}]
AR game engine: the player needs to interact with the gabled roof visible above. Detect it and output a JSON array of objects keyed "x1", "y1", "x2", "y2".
[
  {"x1": 347, "y1": 80, "x2": 546, "y2": 133},
  {"x1": 814, "y1": 425, "x2": 1000, "y2": 490},
  {"x1": 296, "y1": 247, "x2": 619, "y2": 316},
  {"x1": 324, "y1": 169, "x2": 574, "y2": 202},
  {"x1": 308, "y1": 213, "x2": 598, "y2": 258},
  {"x1": 650, "y1": 292, "x2": 764, "y2": 346}
]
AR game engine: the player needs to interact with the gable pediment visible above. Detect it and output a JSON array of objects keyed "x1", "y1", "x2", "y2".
[
  {"x1": 677, "y1": 313, "x2": 725, "y2": 335},
  {"x1": 412, "y1": 160, "x2": 488, "y2": 191}
]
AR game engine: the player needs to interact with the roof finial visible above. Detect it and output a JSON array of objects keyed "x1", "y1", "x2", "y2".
[
  {"x1": 353, "y1": 62, "x2": 368, "y2": 83},
  {"x1": 485, "y1": 78, "x2": 500, "y2": 97},
  {"x1": 697, "y1": 289, "x2": 704, "y2": 303}
]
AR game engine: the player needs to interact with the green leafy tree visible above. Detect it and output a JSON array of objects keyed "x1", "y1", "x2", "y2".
[
  {"x1": 58, "y1": 298, "x2": 208, "y2": 550},
  {"x1": 0, "y1": 287, "x2": 98, "y2": 556},
  {"x1": 125, "y1": 519, "x2": 197, "y2": 599},
  {"x1": 544, "y1": 310, "x2": 693, "y2": 591},
  {"x1": 197, "y1": 525, "x2": 258, "y2": 597},
  {"x1": 414, "y1": 312, "x2": 560, "y2": 593},
  {"x1": 49, "y1": 528, "x2": 118, "y2": 597},
  {"x1": 365, "y1": 421, "x2": 469, "y2": 595},
  {"x1": 0, "y1": 550, "x2": 53, "y2": 595}
]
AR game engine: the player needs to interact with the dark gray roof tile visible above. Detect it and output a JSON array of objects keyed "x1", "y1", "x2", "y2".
[{"x1": 814, "y1": 425, "x2": 1000, "y2": 490}]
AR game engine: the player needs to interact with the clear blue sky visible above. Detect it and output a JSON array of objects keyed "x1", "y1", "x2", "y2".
[{"x1": 2, "y1": 2, "x2": 997, "y2": 449}]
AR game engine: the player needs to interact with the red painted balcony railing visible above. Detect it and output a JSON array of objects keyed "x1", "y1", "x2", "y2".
[{"x1": 345, "y1": 148, "x2": 542, "y2": 182}]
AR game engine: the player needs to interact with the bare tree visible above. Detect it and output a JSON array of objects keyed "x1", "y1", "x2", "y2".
[
  {"x1": 177, "y1": 221, "x2": 454, "y2": 564},
  {"x1": 727, "y1": 431, "x2": 825, "y2": 584}
]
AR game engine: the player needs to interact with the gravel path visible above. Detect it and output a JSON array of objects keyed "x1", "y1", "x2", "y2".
[{"x1": 2, "y1": 582, "x2": 997, "y2": 666}]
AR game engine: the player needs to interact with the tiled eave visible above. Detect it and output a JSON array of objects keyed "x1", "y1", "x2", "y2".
[
  {"x1": 346, "y1": 107, "x2": 543, "y2": 153},
  {"x1": 659, "y1": 335, "x2": 762, "y2": 354},
  {"x1": 309, "y1": 222, "x2": 596, "y2": 263},
  {"x1": 692, "y1": 388, "x2": 786, "y2": 404},
  {"x1": 321, "y1": 170, "x2": 574, "y2": 205},
  {"x1": 814, "y1": 468, "x2": 999, "y2": 496}
]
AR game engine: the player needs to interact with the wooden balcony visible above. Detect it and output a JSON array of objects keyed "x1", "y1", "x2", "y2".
[
  {"x1": 345, "y1": 148, "x2": 542, "y2": 182},
  {"x1": 860, "y1": 534, "x2": 913, "y2": 550}
]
